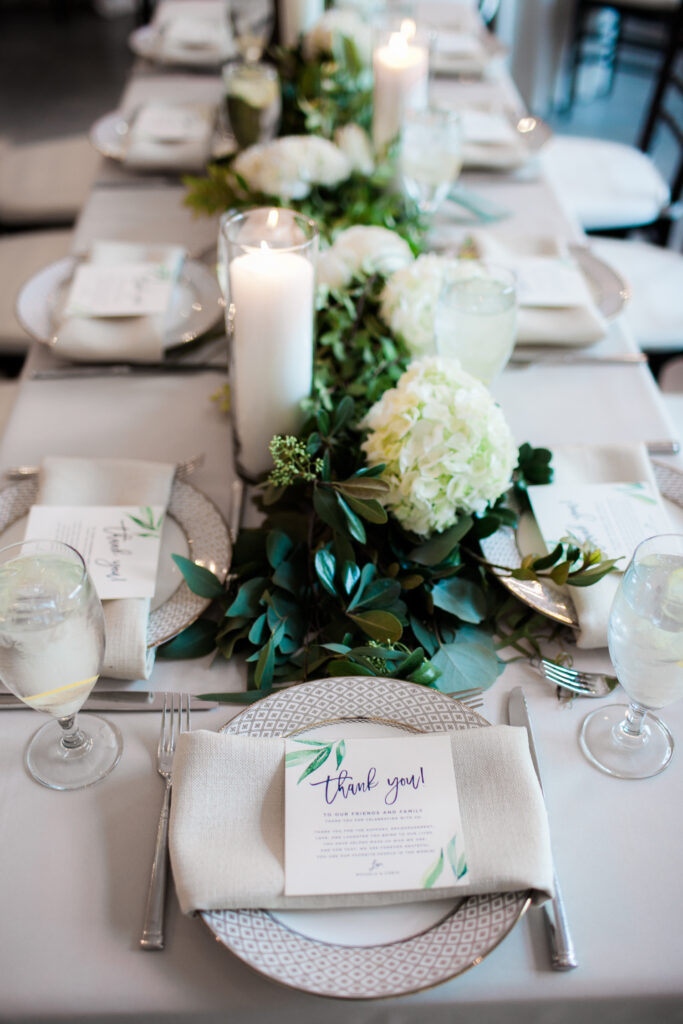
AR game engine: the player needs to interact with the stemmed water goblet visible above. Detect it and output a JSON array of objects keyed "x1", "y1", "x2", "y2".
[
  {"x1": 0, "y1": 538, "x2": 122, "y2": 790},
  {"x1": 580, "y1": 533, "x2": 683, "y2": 779},
  {"x1": 399, "y1": 105, "x2": 463, "y2": 214}
]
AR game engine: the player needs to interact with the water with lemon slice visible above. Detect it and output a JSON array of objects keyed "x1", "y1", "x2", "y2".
[
  {"x1": 0, "y1": 554, "x2": 103, "y2": 718},
  {"x1": 608, "y1": 554, "x2": 683, "y2": 710}
]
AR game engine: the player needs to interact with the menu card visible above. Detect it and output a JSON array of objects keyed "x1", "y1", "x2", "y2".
[
  {"x1": 527, "y1": 481, "x2": 672, "y2": 561},
  {"x1": 64, "y1": 262, "x2": 176, "y2": 318},
  {"x1": 134, "y1": 103, "x2": 211, "y2": 142},
  {"x1": 284, "y1": 734, "x2": 468, "y2": 897},
  {"x1": 513, "y1": 257, "x2": 595, "y2": 308},
  {"x1": 24, "y1": 505, "x2": 165, "y2": 599}
]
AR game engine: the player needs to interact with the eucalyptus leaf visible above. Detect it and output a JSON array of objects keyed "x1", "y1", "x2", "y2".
[
  {"x1": 431, "y1": 578, "x2": 486, "y2": 624},
  {"x1": 157, "y1": 619, "x2": 218, "y2": 659},
  {"x1": 348, "y1": 610, "x2": 403, "y2": 643},
  {"x1": 314, "y1": 547, "x2": 337, "y2": 596},
  {"x1": 409, "y1": 517, "x2": 473, "y2": 566},
  {"x1": 171, "y1": 554, "x2": 226, "y2": 599},
  {"x1": 431, "y1": 639, "x2": 501, "y2": 693}
]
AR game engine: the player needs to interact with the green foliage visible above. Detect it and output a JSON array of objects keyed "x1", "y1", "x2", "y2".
[{"x1": 272, "y1": 39, "x2": 373, "y2": 138}]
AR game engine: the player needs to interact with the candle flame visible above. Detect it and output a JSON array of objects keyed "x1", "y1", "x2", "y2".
[
  {"x1": 266, "y1": 208, "x2": 279, "y2": 230},
  {"x1": 401, "y1": 18, "x2": 416, "y2": 40},
  {"x1": 388, "y1": 30, "x2": 408, "y2": 55}
]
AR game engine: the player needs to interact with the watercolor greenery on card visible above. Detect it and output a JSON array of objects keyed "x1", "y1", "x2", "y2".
[
  {"x1": 286, "y1": 738, "x2": 347, "y2": 783},
  {"x1": 422, "y1": 834, "x2": 468, "y2": 889},
  {"x1": 128, "y1": 507, "x2": 164, "y2": 539}
]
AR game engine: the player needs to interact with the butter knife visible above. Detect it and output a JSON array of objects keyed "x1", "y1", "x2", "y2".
[
  {"x1": 508, "y1": 686, "x2": 578, "y2": 971},
  {"x1": 0, "y1": 691, "x2": 220, "y2": 712}
]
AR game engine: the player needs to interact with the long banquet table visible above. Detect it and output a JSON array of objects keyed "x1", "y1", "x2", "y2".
[{"x1": 2, "y1": 7, "x2": 683, "y2": 1023}]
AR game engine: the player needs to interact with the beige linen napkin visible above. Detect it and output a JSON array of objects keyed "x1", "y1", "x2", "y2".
[
  {"x1": 543, "y1": 444, "x2": 664, "y2": 649},
  {"x1": 53, "y1": 241, "x2": 186, "y2": 363},
  {"x1": 37, "y1": 456, "x2": 175, "y2": 680},
  {"x1": 169, "y1": 726, "x2": 555, "y2": 916},
  {"x1": 472, "y1": 231, "x2": 608, "y2": 346},
  {"x1": 124, "y1": 103, "x2": 215, "y2": 172}
]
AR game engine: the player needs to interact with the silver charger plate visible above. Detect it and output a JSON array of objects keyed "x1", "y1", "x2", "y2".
[
  {"x1": 129, "y1": 24, "x2": 235, "y2": 67},
  {"x1": 0, "y1": 476, "x2": 231, "y2": 648},
  {"x1": 480, "y1": 461, "x2": 683, "y2": 629},
  {"x1": 15, "y1": 256, "x2": 223, "y2": 353},
  {"x1": 202, "y1": 675, "x2": 531, "y2": 1000},
  {"x1": 90, "y1": 109, "x2": 235, "y2": 167}
]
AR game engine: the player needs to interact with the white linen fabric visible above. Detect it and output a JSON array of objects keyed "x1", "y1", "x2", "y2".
[
  {"x1": 52, "y1": 241, "x2": 185, "y2": 363},
  {"x1": 472, "y1": 230, "x2": 608, "y2": 345},
  {"x1": 169, "y1": 726, "x2": 555, "y2": 915},
  {"x1": 124, "y1": 103, "x2": 215, "y2": 172},
  {"x1": 37, "y1": 456, "x2": 175, "y2": 680},
  {"x1": 547, "y1": 444, "x2": 662, "y2": 649}
]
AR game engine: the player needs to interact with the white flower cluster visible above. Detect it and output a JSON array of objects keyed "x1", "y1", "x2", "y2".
[
  {"x1": 317, "y1": 225, "x2": 414, "y2": 289},
  {"x1": 302, "y1": 8, "x2": 372, "y2": 65},
  {"x1": 361, "y1": 356, "x2": 517, "y2": 537},
  {"x1": 232, "y1": 135, "x2": 352, "y2": 201},
  {"x1": 379, "y1": 254, "x2": 475, "y2": 357},
  {"x1": 333, "y1": 123, "x2": 374, "y2": 176}
]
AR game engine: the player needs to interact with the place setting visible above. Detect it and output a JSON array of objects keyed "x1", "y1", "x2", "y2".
[
  {"x1": 15, "y1": 239, "x2": 224, "y2": 370},
  {"x1": 128, "y1": 0, "x2": 236, "y2": 69}
]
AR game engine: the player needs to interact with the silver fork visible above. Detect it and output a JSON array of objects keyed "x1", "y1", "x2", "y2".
[
  {"x1": 4, "y1": 453, "x2": 205, "y2": 483},
  {"x1": 533, "y1": 659, "x2": 618, "y2": 698},
  {"x1": 140, "y1": 692, "x2": 191, "y2": 951},
  {"x1": 451, "y1": 686, "x2": 484, "y2": 710}
]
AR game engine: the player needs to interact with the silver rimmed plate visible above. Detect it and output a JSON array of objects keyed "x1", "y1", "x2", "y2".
[
  {"x1": 480, "y1": 462, "x2": 683, "y2": 629},
  {"x1": 129, "y1": 24, "x2": 235, "y2": 67},
  {"x1": 202, "y1": 676, "x2": 531, "y2": 1000},
  {"x1": 90, "y1": 109, "x2": 235, "y2": 167},
  {"x1": 569, "y1": 245, "x2": 630, "y2": 320},
  {"x1": 0, "y1": 476, "x2": 231, "y2": 648},
  {"x1": 15, "y1": 256, "x2": 223, "y2": 353}
]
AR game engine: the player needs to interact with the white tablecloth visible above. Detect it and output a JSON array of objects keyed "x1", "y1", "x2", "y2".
[{"x1": 1, "y1": 12, "x2": 683, "y2": 1023}]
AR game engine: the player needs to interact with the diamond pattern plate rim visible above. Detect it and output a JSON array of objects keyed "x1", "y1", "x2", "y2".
[
  {"x1": 201, "y1": 676, "x2": 531, "y2": 1000},
  {"x1": 0, "y1": 476, "x2": 231, "y2": 650}
]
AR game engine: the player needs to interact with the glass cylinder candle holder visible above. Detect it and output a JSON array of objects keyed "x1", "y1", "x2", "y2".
[
  {"x1": 372, "y1": 12, "x2": 430, "y2": 152},
  {"x1": 435, "y1": 261, "x2": 517, "y2": 385},
  {"x1": 222, "y1": 62, "x2": 281, "y2": 150},
  {"x1": 221, "y1": 207, "x2": 319, "y2": 481}
]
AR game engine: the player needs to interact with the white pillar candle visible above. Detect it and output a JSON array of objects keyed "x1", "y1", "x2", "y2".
[
  {"x1": 278, "y1": 0, "x2": 324, "y2": 48},
  {"x1": 372, "y1": 23, "x2": 429, "y2": 150},
  {"x1": 229, "y1": 248, "x2": 315, "y2": 478}
]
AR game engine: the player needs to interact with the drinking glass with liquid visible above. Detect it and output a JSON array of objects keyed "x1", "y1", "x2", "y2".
[
  {"x1": 399, "y1": 106, "x2": 463, "y2": 214},
  {"x1": 435, "y1": 261, "x2": 517, "y2": 384},
  {"x1": 0, "y1": 539, "x2": 121, "y2": 790}
]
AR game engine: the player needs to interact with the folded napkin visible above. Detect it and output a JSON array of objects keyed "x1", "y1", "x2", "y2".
[
  {"x1": 472, "y1": 231, "x2": 608, "y2": 346},
  {"x1": 37, "y1": 456, "x2": 175, "y2": 680},
  {"x1": 461, "y1": 109, "x2": 528, "y2": 170},
  {"x1": 539, "y1": 444, "x2": 664, "y2": 648},
  {"x1": 124, "y1": 103, "x2": 215, "y2": 172},
  {"x1": 156, "y1": 1, "x2": 233, "y2": 61},
  {"x1": 169, "y1": 726, "x2": 555, "y2": 916},
  {"x1": 53, "y1": 241, "x2": 186, "y2": 363}
]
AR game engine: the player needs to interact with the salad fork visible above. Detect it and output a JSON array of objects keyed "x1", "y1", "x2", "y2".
[
  {"x1": 140, "y1": 692, "x2": 191, "y2": 951},
  {"x1": 533, "y1": 659, "x2": 618, "y2": 698}
]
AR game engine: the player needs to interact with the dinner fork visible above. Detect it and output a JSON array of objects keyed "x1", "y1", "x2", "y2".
[
  {"x1": 533, "y1": 659, "x2": 618, "y2": 698},
  {"x1": 140, "y1": 692, "x2": 191, "y2": 951}
]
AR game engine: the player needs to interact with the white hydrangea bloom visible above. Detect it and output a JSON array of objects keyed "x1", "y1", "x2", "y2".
[
  {"x1": 233, "y1": 135, "x2": 352, "y2": 200},
  {"x1": 361, "y1": 355, "x2": 517, "y2": 537},
  {"x1": 318, "y1": 226, "x2": 414, "y2": 289},
  {"x1": 333, "y1": 123, "x2": 374, "y2": 176},
  {"x1": 302, "y1": 8, "x2": 372, "y2": 64},
  {"x1": 379, "y1": 254, "x2": 476, "y2": 356}
]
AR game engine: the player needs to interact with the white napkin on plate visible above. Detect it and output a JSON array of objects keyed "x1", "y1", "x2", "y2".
[
  {"x1": 169, "y1": 726, "x2": 555, "y2": 915},
  {"x1": 37, "y1": 456, "x2": 175, "y2": 680},
  {"x1": 472, "y1": 231, "x2": 609, "y2": 346},
  {"x1": 53, "y1": 241, "x2": 186, "y2": 363},
  {"x1": 124, "y1": 103, "x2": 215, "y2": 172},
  {"x1": 542, "y1": 444, "x2": 663, "y2": 649},
  {"x1": 156, "y1": 1, "x2": 233, "y2": 60},
  {"x1": 461, "y1": 109, "x2": 528, "y2": 170}
]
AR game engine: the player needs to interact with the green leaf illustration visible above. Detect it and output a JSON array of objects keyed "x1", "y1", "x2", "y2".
[{"x1": 422, "y1": 849, "x2": 445, "y2": 889}]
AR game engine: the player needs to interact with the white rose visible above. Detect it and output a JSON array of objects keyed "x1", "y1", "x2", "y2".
[
  {"x1": 318, "y1": 225, "x2": 414, "y2": 289},
  {"x1": 233, "y1": 135, "x2": 352, "y2": 200},
  {"x1": 333, "y1": 123, "x2": 374, "y2": 176},
  {"x1": 302, "y1": 9, "x2": 372, "y2": 64}
]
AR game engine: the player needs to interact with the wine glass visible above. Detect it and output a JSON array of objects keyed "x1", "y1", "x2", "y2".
[
  {"x1": 399, "y1": 106, "x2": 463, "y2": 214},
  {"x1": 229, "y1": 0, "x2": 274, "y2": 63},
  {"x1": 580, "y1": 533, "x2": 683, "y2": 779},
  {"x1": 222, "y1": 61, "x2": 281, "y2": 150},
  {"x1": 0, "y1": 539, "x2": 122, "y2": 790},
  {"x1": 434, "y1": 260, "x2": 517, "y2": 385}
]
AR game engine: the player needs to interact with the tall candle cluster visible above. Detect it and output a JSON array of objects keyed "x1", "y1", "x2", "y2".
[{"x1": 372, "y1": 18, "x2": 429, "y2": 150}]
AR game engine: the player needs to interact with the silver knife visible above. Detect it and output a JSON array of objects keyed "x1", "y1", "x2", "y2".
[
  {"x1": 508, "y1": 685, "x2": 579, "y2": 971},
  {"x1": 0, "y1": 691, "x2": 220, "y2": 712},
  {"x1": 509, "y1": 352, "x2": 646, "y2": 367}
]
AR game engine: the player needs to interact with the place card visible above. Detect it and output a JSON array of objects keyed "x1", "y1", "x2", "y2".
[
  {"x1": 513, "y1": 256, "x2": 594, "y2": 309},
  {"x1": 24, "y1": 505, "x2": 165, "y2": 599},
  {"x1": 436, "y1": 31, "x2": 482, "y2": 57},
  {"x1": 134, "y1": 103, "x2": 210, "y2": 142},
  {"x1": 64, "y1": 262, "x2": 175, "y2": 318},
  {"x1": 527, "y1": 481, "x2": 672, "y2": 562},
  {"x1": 284, "y1": 734, "x2": 468, "y2": 897},
  {"x1": 461, "y1": 109, "x2": 516, "y2": 145}
]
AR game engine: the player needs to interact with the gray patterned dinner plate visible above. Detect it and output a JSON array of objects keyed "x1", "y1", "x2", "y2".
[
  {"x1": 201, "y1": 676, "x2": 531, "y2": 1000},
  {"x1": 0, "y1": 476, "x2": 231, "y2": 648}
]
